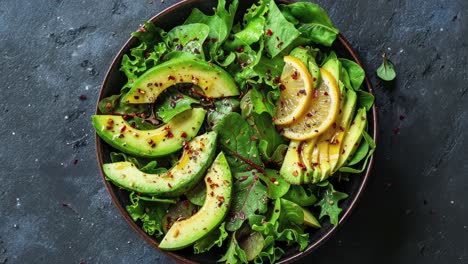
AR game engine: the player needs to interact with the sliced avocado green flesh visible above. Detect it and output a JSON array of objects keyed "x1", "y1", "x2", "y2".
[
  {"x1": 280, "y1": 140, "x2": 305, "y2": 185},
  {"x1": 300, "y1": 137, "x2": 319, "y2": 184},
  {"x1": 92, "y1": 108, "x2": 206, "y2": 158},
  {"x1": 330, "y1": 90, "x2": 357, "y2": 173},
  {"x1": 159, "y1": 152, "x2": 232, "y2": 250},
  {"x1": 322, "y1": 58, "x2": 342, "y2": 85},
  {"x1": 122, "y1": 57, "x2": 239, "y2": 104},
  {"x1": 302, "y1": 207, "x2": 321, "y2": 228},
  {"x1": 337, "y1": 108, "x2": 367, "y2": 168},
  {"x1": 103, "y1": 131, "x2": 218, "y2": 196}
]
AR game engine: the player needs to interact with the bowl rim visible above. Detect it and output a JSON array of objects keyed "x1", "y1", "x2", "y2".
[{"x1": 94, "y1": 0, "x2": 378, "y2": 263}]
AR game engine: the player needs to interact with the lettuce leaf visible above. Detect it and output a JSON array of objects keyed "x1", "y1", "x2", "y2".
[
  {"x1": 218, "y1": 233, "x2": 248, "y2": 264},
  {"x1": 126, "y1": 197, "x2": 169, "y2": 238},
  {"x1": 194, "y1": 223, "x2": 228, "y2": 254},
  {"x1": 154, "y1": 91, "x2": 199, "y2": 123},
  {"x1": 315, "y1": 182, "x2": 348, "y2": 226}
]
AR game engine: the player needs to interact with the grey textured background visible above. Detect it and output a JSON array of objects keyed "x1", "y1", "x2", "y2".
[{"x1": 1, "y1": 0, "x2": 467, "y2": 263}]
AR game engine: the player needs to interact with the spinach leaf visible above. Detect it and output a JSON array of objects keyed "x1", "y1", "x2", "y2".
[
  {"x1": 194, "y1": 223, "x2": 228, "y2": 254},
  {"x1": 253, "y1": 55, "x2": 285, "y2": 88},
  {"x1": 214, "y1": 112, "x2": 264, "y2": 173},
  {"x1": 109, "y1": 152, "x2": 167, "y2": 174},
  {"x1": 129, "y1": 192, "x2": 177, "y2": 204},
  {"x1": 207, "y1": 98, "x2": 240, "y2": 129},
  {"x1": 282, "y1": 185, "x2": 317, "y2": 207},
  {"x1": 166, "y1": 23, "x2": 210, "y2": 59},
  {"x1": 218, "y1": 233, "x2": 248, "y2": 264},
  {"x1": 258, "y1": 142, "x2": 288, "y2": 167},
  {"x1": 315, "y1": 182, "x2": 348, "y2": 226},
  {"x1": 226, "y1": 171, "x2": 269, "y2": 232},
  {"x1": 154, "y1": 92, "x2": 199, "y2": 123},
  {"x1": 185, "y1": 0, "x2": 239, "y2": 61},
  {"x1": 376, "y1": 53, "x2": 396, "y2": 81},
  {"x1": 280, "y1": 2, "x2": 339, "y2": 46},
  {"x1": 340, "y1": 58, "x2": 365, "y2": 90},
  {"x1": 127, "y1": 117, "x2": 159, "y2": 131},
  {"x1": 264, "y1": 0, "x2": 301, "y2": 58},
  {"x1": 357, "y1": 90, "x2": 375, "y2": 111},
  {"x1": 257, "y1": 169, "x2": 290, "y2": 199},
  {"x1": 240, "y1": 88, "x2": 275, "y2": 117}
]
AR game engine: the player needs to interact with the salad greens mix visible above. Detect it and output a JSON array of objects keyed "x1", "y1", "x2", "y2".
[{"x1": 93, "y1": 0, "x2": 376, "y2": 263}]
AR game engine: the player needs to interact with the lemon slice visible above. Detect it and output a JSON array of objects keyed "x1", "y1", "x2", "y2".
[
  {"x1": 274, "y1": 56, "x2": 314, "y2": 125},
  {"x1": 280, "y1": 68, "x2": 340, "y2": 140}
]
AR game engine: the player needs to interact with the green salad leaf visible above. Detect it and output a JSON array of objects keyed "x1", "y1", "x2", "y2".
[
  {"x1": 339, "y1": 130, "x2": 376, "y2": 173},
  {"x1": 257, "y1": 169, "x2": 290, "y2": 199},
  {"x1": 165, "y1": 23, "x2": 210, "y2": 59},
  {"x1": 282, "y1": 185, "x2": 317, "y2": 207},
  {"x1": 207, "y1": 98, "x2": 240, "y2": 129},
  {"x1": 316, "y1": 182, "x2": 349, "y2": 226},
  {"x1": 154, "y1": 91, "x2": 199, "y2": 123},
  {"x1": 98, "y1": 93, "x2": 147, "y2": 115},
  {"x1": 357, "y1": 90, "x2": 375, "y2": 111},
  {"x1": 218, "y1": 232, "x2": 248, "y2": 264},
  {"x1": 194, "y1": 223, "x2": 228, "y2": 254},
  {"x1": 340, "y1": 58, "x2": 365, "y2": 90},
  {"x1": 126, "y1": 198, "x2": 169, "y2": 237},
  {"x1": 377, "y1": 53, "x2": 396, "y2": 81},
  {"x1": 109, "y1": 152, "x2": 167, "y2": 174},
  {"x1": 226, "y1": 171, "x2": 269, "y2": 232}
]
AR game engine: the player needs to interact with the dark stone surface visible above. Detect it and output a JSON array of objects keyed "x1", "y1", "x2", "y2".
[{"x1": 1, "y1": 0, "x2": 467, "y2": 263}]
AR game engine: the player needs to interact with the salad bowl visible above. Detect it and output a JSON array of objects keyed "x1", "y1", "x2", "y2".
[{"x1": 95, "y1": 0, "x2": 378, "y2": 263}]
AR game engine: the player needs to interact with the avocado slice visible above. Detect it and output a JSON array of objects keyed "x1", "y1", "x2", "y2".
[
  {"x1": 122, "y1": 57, "x2": 239, "y2": 104},
  {"x1": 302, "y1": 207, "x2": 321, "y2": 228},
  {"x1": 159, "y1": 152, "x2": 232, "y2": 250},
  {"x1": 300, "y1": 137, "x2": 319, "y2": 184},
  {"x1": 330, "y1": 90, "x2": 357, "y2": 173},
  {"x1": 102, "y1": 131, "x2": 218, "y2": 196},
  {"x1": 336, "y1": 108, "x2": 367, "y2": 168},
  {"x1": 322, "y1": 58, "x2": 342, "y2": 86},
  {"x1": 280, "y1": 140, "x2": 306, "y2": 185},
  {"x1": 92, "y1": 108, "x2": 206, "y2": 158}
]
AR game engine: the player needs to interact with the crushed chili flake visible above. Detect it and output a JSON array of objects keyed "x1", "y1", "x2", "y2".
[
  {"x1": 273, "y1": 77, "x2": 281, "y2": 85},
  {"x1": 105, "y1": 102, "x2": 112, "y2": 109},
  {"x1": 176, "y1": 44, "x2": 183, "y2": 51},
  {"x1": 313, "y1": 89, "x2": 319, "y2": 98},
  {"x1": 276, "y1": 36, "x2": 280, "y2": 41},
  {"x1": 164, "y1": 126, "x2": 171, "y2": 131},
  {"x1": 279, "y1": 84, "x2": 286, "y2": 91},
  {"x1": 291, "y1": 71, "x2": 299, "y2": 80},
  {"x1": 324, "y1": 91, "x2": 329, "y2": 96},
  {"x1": 238, "y1": 176, "x2": 248, "y2": 182},
  {"x1": 399, "y1": 115, "x2": 405, "y2": 120},
  {"x1": 276, "y1": 42, "x2": 284, "y2": 48},
  {"x1": 193, "y1": 48, "x2": 200, "y2": 54},
  {"x1": 269, "y1": 177, "x2": 277, "y2": 182},
  {"x1": 236, "y1": 46, "x2": 244, "y2": 53},
  {"x1": 120, "y1": 125, "x2": 127, "y2": 133},
  {"x1": 211, "y1": 38, "x2": 218, "y2": 43},
  {"x1": 134, "y1": 95, "x2": 140, "y2": 99},
  {"x1": 73, "y1": 159, "x2": 78, "y2": 165},
  {"x1": 266, "y1": 29, "x2": 273, "y2": 36},
  {"x1": 144, "y1": 50, "x2": 150, "y2": 59},
  {"x1": 393, "y1": 127, "x2": 399, "y2": 134},
  {"x1": 79, "y1": 94, "x2": 87, "y2": 100},
  {"x1": 168, "y1": 75, "x2": 176, "y2": 81},
  {"x1": 166, "y1": 131, "x2": 174, "y2": 138},
  {"x1": 298, "y1": 89, "x2": 307, "y2": 95},
  {"x1": 180, "y1": 132, "x2": 187, "y2": 138},
  {"x1": 313, "y1": 77, "x2": 317, "y2": 82},
  {"x1": 271, "y1": 117, "x2": 277, "y2": 122},
  {"x1": 183, "y1": 200, "x2": 190, "y2": 206},
  {"x1": 173, "y1": 38, "x2": 179, "y2": 42},
  {"x1": 137, "y1": 26, "x2": 146, "y2": 32},
  {"x1": 250, "y1": 135, "x2": 258, "y2": 140},
  {"x1": 306, "y1": 113, "x2": 313, "y2": 117}
]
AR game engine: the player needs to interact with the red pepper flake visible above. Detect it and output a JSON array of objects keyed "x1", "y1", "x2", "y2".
[
  {"x1": 399, "y1": 115, "x2": 405, "y2": 120},
  {"x1": 144, "y1": 50, "x2": 150, "y2": 59},
  {"x1": 266, "y1": 29, "x2": 273, "y2": 36},
  {"x1": 276, "y1": 42, "x2": 284, "y2": 48},
  {"x1": 262, "y1": 97, "x2": 266, "y2": 103},
  {"x1": 273, "y1": 77, "x2": 281, "y2": 85},
  {"x1": 73, "y1": 159, "x2": 78, "y2": 165},
  {"x1": 105, "y1": 102, "x2": 112, "y2": 109},
  {"x1": 168, "y1": 75, "x2": 176, "y2": 81},
  {"x1": 291, "y1": 71, "x2": 298, "y2": 80},
  {"x1": 173, "y1": 38, "x2": 179, "y2": 42},
  {"x1": 164, "y1": 126, "x2": 171, "y2": 131},
  {"x1": 176, "y1": 44, "x2": 183, "y2": 51},
  {"x1": 80, "y1": 259, "x2": 86, "y2": 264},
  {"x1": 166, "y1": 131, "x2": 174, "y2": 138},
  {"x1": 313, "y1": 89, "x2": 319, "y2": 98},
  {"x1": 211, "y1": 38, "x2": 218, "y2": 43},
  {"x1": 297, "y1": 163, "x2": 305, "y2": 169},
  {"x1": 194, "y1": 48, "x2": 200, "y2": 54},
  {"x1": 137, "y1": 26, "x2": 146, "y2": 32},
  {"x1": 134, "y1": 95, "x2": 140, "y2": 99},
  {"x1": 279, "y1": 84, "x2": 286, "y2": 91},
  {"x1": 183, "y1": 200, "x2": 190, "y2": 207},
  {"x1": 276, "y1": 36, "x2": 280, "y2": 41},
  {"x1": 246, "y1": 167, "x2": 252, "y2": 171},
  {"x1": 306, "y1": 113, "x2": 313, "y2": 117},
  {"x1": 271, "y1": 117, "x2": 277, "y2": 122},
  {"x1": 393, "y1": 127, "x2": 400, "y2": 135},
  {"x1": 298, "y1": 89, "x2": 307, "y2": 95},
  {"x1": 180, "y1": 132, "x2": 187, "y2": 138},
  {"x1": 168, "y1": 183, "x2": 172, "y2": 188},
  {"x1": 324, "y1": 91, "x2": 329, "y2": 96},
  {"x1": 238, "y1": 176, "x2": 248, "y2": 182},
  {"x1": 136, "y1": 192, "x2": 142, "y2": 196},
  {"x1": 312, "y1": 77, "x2": 317, "y2": 82},
  {"x1": 250, "y1": 135, "x2": 258, "y2": 141},
  {"x1": 79, "y1": 94, "x2": 87, "y2": 100},
  {"x1": 292, "y1": 170, "x2": 299, "y2": 176},
  {"x1": 269, "y1": 177, "x2": 277, "y2": 182},
  {"x1": 236, "y1": 46, "x2": 244, "y2": 53},
  {"x1": 130, "y1": 123, "x2": 136, "y2": 128},
  {"x1": 120, "y1": 125, "x2": 127, "y2": 133}
]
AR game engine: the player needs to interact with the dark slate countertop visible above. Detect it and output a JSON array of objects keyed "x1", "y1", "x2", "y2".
[{"x1": 1, "y1": 0, "x2": 467, "y2": 263}]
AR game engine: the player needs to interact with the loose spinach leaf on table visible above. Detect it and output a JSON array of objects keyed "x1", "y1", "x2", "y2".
[
  {"x1": 214, "y1": 112, "x2": 264, "y2": 173},
  {"x1": 377, "y1": 53, "x2": 396, "y2": 81},
  {"x1": 315, "y1": 182, "x2": 349, "y2": 226},
  {"x1": 226, "y1": 170, "x2": 269, "y2": 232},
  {"x1": 279, "y1": 2, "x2": 339, "y2": 47}
]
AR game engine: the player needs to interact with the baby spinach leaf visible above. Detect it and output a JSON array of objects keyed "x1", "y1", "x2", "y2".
[
  {"x1": 280, "y1": 2, "x2": 339, "y2": 47},
  {"x1": 226, "y1": 171, "x2": 269, "y2": 232},
  {"x1": 127, "y1": 117, "x2": 159, "y2": 131},
  {"x1": 253, "y1": 55, "x2": 285, "y2": 88},
  {"x1": 357, "y1": 90, "x2": 375, "y2": 111},
  {"x1": 218, "y1": 233, "x2": 248, "y2": 264},
  {"x1": 207, "y1": 98, "x2": 240, "y2": 129},
  {"x1": 129, "y1": 192, "x2": 177, "y2": 204},
  {"x1": 240, "y1": 88, "x2": 275, "y2": 117},
  {"x1": 257, "y1": 169, "x2": 290, "y2": 199},
  {"x1": 282, "y1": 185, "x2": 317, "y2": 207},
  {"x1": 345, "y1": 138, "x2": 369, "y2": 166},
  {"x1": 340, "y1": 58, "x2": 365, "y2": 90},
  {"x1": 166, "y1": 23, "x2": 210, "y2": 59},
  {"x1": 377, "y1": 53, "x2": 396, "y2": 81},
  {"x1": 315, "y1": 183, "x2": 348, "y2": 226},
  {"x1": 154, "y1": 92, "x2": 199, "y2": 123},
  {"x1": 264, "y1": 0, "x2": 301, "y2": 58},
  {"x1": 194, "y1": 223, "x2": 228, "y2": 254},
  {"x1": 258, "y1": 142, "x2": 287, "y2": 166},
  {"x1": 109, "y1": 152, "x2": 167, "y2": 174},
  {"x1": 214, "y1": 113, "x2": 264, "y2": 173}
]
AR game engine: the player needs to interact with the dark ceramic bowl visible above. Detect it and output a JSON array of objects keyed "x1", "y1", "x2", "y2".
[{"x1": 95, "y1": 0, "x2": 378, "y2": 263}]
